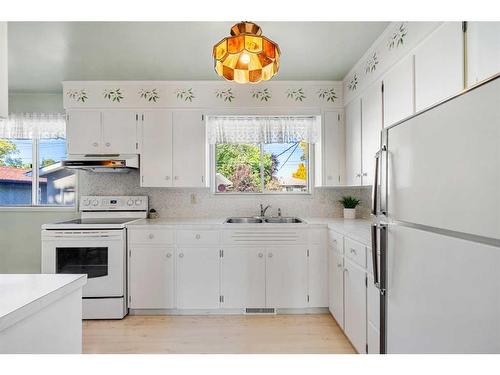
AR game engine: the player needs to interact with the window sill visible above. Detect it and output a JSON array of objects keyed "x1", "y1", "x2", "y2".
[{"x1": 0, "y1": 206, "x2": 77, "y2": 212}]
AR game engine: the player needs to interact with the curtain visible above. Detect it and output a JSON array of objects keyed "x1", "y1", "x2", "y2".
[
  {"x1": 206, "y1": 115, "x2": 320, "y2": 144},
  {"x1": 0, "y1": 113, "x2": 66, "y2": 139}
]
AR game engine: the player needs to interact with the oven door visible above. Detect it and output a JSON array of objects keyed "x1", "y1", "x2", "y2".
[{"x1": 42, "y1": 229, "x2": 125, "y2": 298}]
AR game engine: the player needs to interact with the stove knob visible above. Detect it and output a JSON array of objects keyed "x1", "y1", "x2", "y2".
[
  {"x1": 83, "y1": 199, "x2": 90, "y2": 206},
  {"x1": 91, "y1": 199, "x2": 98, "y2": 206},
  {"x1": 127, "y1": 199, "x2": 134, "y2": 206},
  {"x1": 135, "y1": 199, "x2": 142, "y2": 206}
]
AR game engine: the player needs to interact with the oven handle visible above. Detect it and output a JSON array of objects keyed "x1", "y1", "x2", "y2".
[{"x1": 46, "y1": 232, "x2": 123, "y2": 239}]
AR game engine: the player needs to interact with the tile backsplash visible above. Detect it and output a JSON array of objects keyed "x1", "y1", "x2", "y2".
[{"x1": 78, "y1": 170, "x2": 372, "y2": 219}]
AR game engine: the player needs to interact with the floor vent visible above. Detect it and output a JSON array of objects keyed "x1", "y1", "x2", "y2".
[{"x1": 245, "y1": 308, "x2": 276, "y2": 314}]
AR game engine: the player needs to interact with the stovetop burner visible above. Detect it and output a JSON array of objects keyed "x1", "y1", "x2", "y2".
[{"x1": 57, "y1": 218, "x2": 135, "y2": 225}]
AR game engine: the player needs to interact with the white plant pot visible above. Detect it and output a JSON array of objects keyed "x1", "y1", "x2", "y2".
[{"x1": 343, "y1": 208, "x2": 356, "y2": 219}]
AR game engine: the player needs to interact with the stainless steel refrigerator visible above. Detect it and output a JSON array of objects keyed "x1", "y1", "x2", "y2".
[{"x1": 371, "y1": 74, "x2": 500, "y2": 353}]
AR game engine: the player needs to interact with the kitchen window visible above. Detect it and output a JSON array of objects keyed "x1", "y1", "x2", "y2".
[
  {"x1": 0, "y1": 113, "x2": 76, "y2": 207},
  {"x1": 208, "y1": 115, "x2": 319, "y2": 194}
]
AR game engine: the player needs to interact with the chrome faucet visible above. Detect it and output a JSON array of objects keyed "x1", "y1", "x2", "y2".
[{"x1": 260, "y1": 204, "x2": 272, "y2": 217}]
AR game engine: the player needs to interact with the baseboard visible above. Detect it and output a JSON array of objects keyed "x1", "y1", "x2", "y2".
[{"x1": 128, "y1": 307, "x2": 329, "y2": 316}]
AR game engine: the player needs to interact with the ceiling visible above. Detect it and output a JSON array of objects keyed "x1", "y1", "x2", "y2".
[{"x1": 8, "y1": 22, "x2": 389, "y2": 93}]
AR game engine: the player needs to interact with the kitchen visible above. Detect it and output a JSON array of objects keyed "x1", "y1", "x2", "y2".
[{"x1": 0, "y1": 2, "x2": 499, "y2": 373}]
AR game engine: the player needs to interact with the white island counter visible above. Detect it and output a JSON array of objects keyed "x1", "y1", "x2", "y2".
[{"x1": 0, "y1": 274, "x2": 87, "y2": 354}]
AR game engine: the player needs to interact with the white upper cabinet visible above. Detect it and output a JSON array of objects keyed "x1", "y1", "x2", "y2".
[
  {"x1": 414, "y1": 22, "x2": 464, "y2": 111},
  {"x1": 318, "y1": 111, "x2": 344, "y2": 186},
  {"x1": 140, "y1": 111, "x2": 173, "y2": 187},
  {"x1": 0, "y1": 22, "x2": 7, "y2": 119},
  {"x1": 66, "y1": 110, "x2": 138, "y2": 155},
  {"x1": 467, "y1": 22, "x2": 500, "y2": 86},
  {"x1": 345, "y1": 98, "x2": 362, "y2": 186},
  {"x1": 172, "y1": 111, "x2": 206, "y2": 187},
  {"x1": 66, "y1": 110, "x2": 102, "y2": 154},
  {"x1": 140, "y1": 110, "x2": 207, "y2": 188},
  {"x1": 383, "y1": 55, "x2": 415, "y2": 127},
  {"x1": 221, "y1": 247, "x2": 266, "y2": 309},
  {"x1": 101, "y1": 111, "x2": 138, "y2": 154},
  {"x1": 360, "y1": 82, "x2": 383, "y2": 186}
]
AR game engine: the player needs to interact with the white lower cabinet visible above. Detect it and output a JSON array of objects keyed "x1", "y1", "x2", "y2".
[
  {"x1": 129, "y1": 246, "x2": 175, "y2": 309},
  {"x1": 367, "y1": 273, "x2": 380, "y2": 354},
  {"x1": 221, "y1": 247, "x2": 266, "y2": 309},
  {"x1": 175, "y1": 247, "x2": 220, "y2": 309},
  {"x1": 308, "y1": 244, "x2": 328, "y2": 307},
  {"x1": 367, "y1": 322, "x2": 380, "y2": 354},
  {"x1": 344, "y1": 258, "x2": 367, "y2": 354},
  {"x1": 328, "y1": 247, "x2": 345, "y2": 328},
  {"x1": 266, "y1": 246, "x2": 308, "y2": 308}
]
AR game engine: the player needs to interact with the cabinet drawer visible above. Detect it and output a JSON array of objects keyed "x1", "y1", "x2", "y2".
[
  {"x1": 176, "y1": 230, "x2": 220, "y2": 246},
  {"x1": 328, "y1": 230, "x2": 344, "y2": 254},
  {"x1": 129, "y1": 229, "x2": 175, "y2": 245},
  {"x1": 345, "y1": 237, "x2": 366, "y2": 268}
]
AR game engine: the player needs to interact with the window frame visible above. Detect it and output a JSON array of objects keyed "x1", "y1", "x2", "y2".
[
  {"x1": 0, "y1": 124, "x2": 77, "y2": 211},
  {"x1": 211, "y1": 142, "x2": 313, "y2": 196}
]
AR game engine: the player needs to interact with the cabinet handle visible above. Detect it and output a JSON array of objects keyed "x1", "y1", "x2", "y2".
[
  {"x1": 356, "y1": 173, "x2": 361, "y2": 178},
  {"x1": 332, "y1": 239, "x2": 337, "y2": 243},
  {"x1": 92, "y1": 142, "x2": 98, "y2": 147},
  {"x1": 195, "y1": 234, "x2": 201, "y2": 240},
  {"x1": 258, "y1": 252, "x2": 263, "y2": 258},
  {"x1": 148, "y1": 233, "x2": 154, "y2": 239},
  {"x1": 105, "y1": 142, "x2": 111, "y2": 147},
  {"x1": 362, "y1": 172, "x2": 368, "y2": 177},
  {"x1": 179, "y1": 253, "x2": 184, "y2": 258},
  {"x1": 343, "y1": 268, "x2": 349, "y2": 274},
  {"x1": 165, "y1": 176, "x2": 170, "y2": 180},
  {"x1": 350, "y1": 248, "x2": 356, "y2": 255},
  {"x1": 166, "y1": 253, "x2": 172, "y2": 258},
  {"x1": 268, "y1": 252, "x2": 273, "y2": 258},
  {"x1": 337, "y1": 263, "x2": 342, "y2": 268},
  {"x1": 174, "y1": 176, "x2": 179, "y2": 180}
]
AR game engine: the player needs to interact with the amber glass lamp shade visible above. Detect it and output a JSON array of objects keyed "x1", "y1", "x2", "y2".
[{"x1": 213, "y1": 22, "x2": 280, "y2": 84}]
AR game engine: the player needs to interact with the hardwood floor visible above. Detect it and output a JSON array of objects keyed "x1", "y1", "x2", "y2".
[{"x1": 83, "y1": 314, "x2": 356, "y2": 354}]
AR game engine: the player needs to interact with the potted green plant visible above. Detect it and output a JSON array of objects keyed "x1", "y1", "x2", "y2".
[{"x1": 338, "y1": 196, "x2": 361, "y2": 219}]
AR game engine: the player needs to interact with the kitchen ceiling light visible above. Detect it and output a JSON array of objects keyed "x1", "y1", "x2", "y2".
[{"x1": 213, "y1": 22, "x2": 280, "y2": 84}]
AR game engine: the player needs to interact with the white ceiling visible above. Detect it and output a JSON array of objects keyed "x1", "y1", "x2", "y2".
[{"x1": 8, "y1": 22, "x2": 389, "y2": 93}]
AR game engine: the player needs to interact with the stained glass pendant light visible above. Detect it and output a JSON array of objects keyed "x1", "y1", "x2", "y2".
[{"x1": 213, "y1": 22, "x2": 280, "y2": 84}]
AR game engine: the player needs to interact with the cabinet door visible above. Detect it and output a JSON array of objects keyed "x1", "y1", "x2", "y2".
[
  {"x1": 322, "y1": 111, "x2": 344, "y2": 186},
  {"x1": 221, "y1": 247, "x2": 266, "y2": 308},
  {"x1": 140, "y1": 111, "x2": 173, "y2": 187},
  {"x1": 176, "y1": 247, "x2": 220, "y2": 309},
  {"x1": 328, "y1": 248, "x2": 345, "y2": 328},
  {"x1": 345, "y1": 99, "x2": 362, "y2": 186},
  {"x1": 414, "y1": 22, "x2": 464, "y2": 111},
  {"x1": 383, "y1": 55, "x2": 414, "y2": 127},
  {"x1": 467, "y1": 22, "x2": 500, "y2": 86},
  {"x1": 344, "y1": 258, "x2": 367, "y2": 353},
  {"x1": 172, "y1": 111, "x2": 206, "y2": 187},
  {"x1": 129, "y1": 246, "x2": 175, "y2": 309},
  {"x1": 308, "y1": 245, "x2": 328, "y2": 307},
  {"x1": 361, "y1": 82, "x2": 383, "y2": 186},
  {"x1": 266, "y1": 246, "x2": 308, "y2": 308},
  {"x1": 66, "y1": 110, "x2": 102, "y2": 154},
  {"x1": 101, "y1": 110, "x2": 138, "y2": 154},
  {"x1": 367, "y1": 273, "x2": 380, "y2": 330}
]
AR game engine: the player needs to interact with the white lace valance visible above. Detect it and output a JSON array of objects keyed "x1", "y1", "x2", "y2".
[
  {"x1": 0, "y1": 113, "x2": 66, "y2": 139},
  {"x1": 206, "y1": 115, "x2": 320, "y2": 144}
]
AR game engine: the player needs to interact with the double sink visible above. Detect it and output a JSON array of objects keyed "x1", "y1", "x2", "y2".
[{"x1": 225, "y1": 217, "x2": 304, "y2": 224}]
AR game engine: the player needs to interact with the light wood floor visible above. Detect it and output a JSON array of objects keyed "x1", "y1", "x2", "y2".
[{"x1": 83, "y1": 314, "x2": 356, "y2": 354}]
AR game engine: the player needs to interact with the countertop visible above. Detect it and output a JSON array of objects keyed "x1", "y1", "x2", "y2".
[
  {"x1": 0, "y1": 274, "x2": 87, "y2": 332},
  {"x1": 127, "y1": 217, "x2": 372, "y2": 246}
]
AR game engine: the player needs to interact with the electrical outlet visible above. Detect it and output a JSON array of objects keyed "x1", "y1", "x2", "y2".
[{"x1": 190, "y1": 193, "x2": 197, "y2": 204}]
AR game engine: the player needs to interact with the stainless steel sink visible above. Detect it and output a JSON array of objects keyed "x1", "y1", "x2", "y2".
[
  {"x1": 225, "y1": 217, "x2": 263, "y2": 224},
  {"x1": 264, "y1": 217, "x2": 304, "y2": 224}
]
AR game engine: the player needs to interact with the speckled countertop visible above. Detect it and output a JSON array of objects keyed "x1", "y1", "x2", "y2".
[{"x1": 127, "y1": 217, "x2": 372, "y2": 246}]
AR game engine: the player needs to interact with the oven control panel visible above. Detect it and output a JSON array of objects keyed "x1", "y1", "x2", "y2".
[{"x1": 80, "y1": 196, "x2": 148, "y2": 211}]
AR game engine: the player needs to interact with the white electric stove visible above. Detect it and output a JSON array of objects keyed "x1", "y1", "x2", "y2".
[{"x1": 41, "y1": 196, "x2": 148, "y2": 319}]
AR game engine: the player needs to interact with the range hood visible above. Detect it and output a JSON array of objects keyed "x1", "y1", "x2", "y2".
[{"x1": 62, "y1": 154, "x2": 139, "y2": 173}]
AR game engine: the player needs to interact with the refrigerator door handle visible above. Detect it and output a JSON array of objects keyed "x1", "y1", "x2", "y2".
[
  {"x1": 371, "y1": 224, "x2": 380, "y2": 288},
  {"x1": 371, "y1": 150, "x2": 380, "y2": 215}
]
